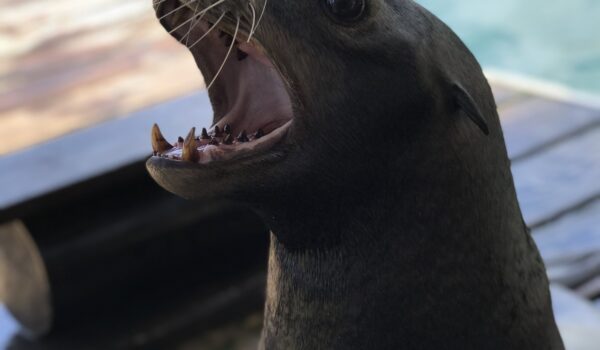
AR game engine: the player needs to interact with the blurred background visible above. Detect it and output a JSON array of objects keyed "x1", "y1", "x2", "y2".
[{"x1": 1, "y1": 0, "x2": 599, "y2": 349}]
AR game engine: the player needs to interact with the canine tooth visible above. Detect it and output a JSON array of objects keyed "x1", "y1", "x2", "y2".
[
  {"x1": 151, "y1": 124, "x2": 173, "y2": 153},
  {"x1": 224, "y1": 124, "x2": 232, "y2": 134},
  {"x1": 223, "y1": 134, "x2": 234, "y2": 145},
  {"x1": 186, "y1": 128, "x2": 196, "y2": 141},
  {"x1": 254, "y1": 129, "x2": 265, "y2": 139},
  {"x1": 182, "y1": 128, "x2": 199, "y2": 162},
  {"x1": 201, "y1": 128, "x2": 210, "y2": 139},
  {"x1": 237, "y1": 49, "x2": 248, "y2": 61},
  {"x1": 237, "y1": 130, "x2": 249, "y2": 142}
]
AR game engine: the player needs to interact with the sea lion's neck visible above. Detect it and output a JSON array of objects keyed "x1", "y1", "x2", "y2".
[{"x1": 259, "y1": 146, "x2": 562, "y2": 350}]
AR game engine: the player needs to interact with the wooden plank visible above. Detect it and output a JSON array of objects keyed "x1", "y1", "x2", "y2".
[
  {"x1": 546, "y1": 253, "x2": 600, "y2": 287},
  {"x1": 500, "y1": 98, "x2": 600, "y2": 160},
  {"x1": 576, "y1": 276, "x2": 600, "y2": 300},
  {"x1": 511, "y1": 127, "x2": 600, "y2": 227},
  {"x1": 534, "y1": 200, "x2": 600, "y2": 262},
  {"x1": 0, "y1": 0, "x2": 202, "y2": 156},
  {"x1": 0, "y1": 92, "x2": 212, "y2": 211}
]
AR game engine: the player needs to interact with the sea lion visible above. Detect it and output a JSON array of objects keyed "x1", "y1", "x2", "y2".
[{"x1": 146, "y1": 0, "x2": 564, "y2": 349}]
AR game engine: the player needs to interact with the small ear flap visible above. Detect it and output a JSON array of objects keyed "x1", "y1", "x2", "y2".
[{"x1": 452, "y1": 83, "x2": 490, "y2": 136}]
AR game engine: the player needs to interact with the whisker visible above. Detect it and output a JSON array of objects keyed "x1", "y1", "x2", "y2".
[
  {"x1": 195, "y1": 0, "x2": 228, "y2": 17},
  {"x1": 246, "y1": 2, "x2": 257, "y2": 42},
  {"x1": 161, "y1": 0, "x2": 228, "y2": 44},
  {"x1": 158, "y1": 0, "x2": 200, "y2": 21},
  {"x1": 207, "y1": 17, "x2": 240, "y2": 91},
  {"x1": 250, "y1": 0, "x2": 267, "y2": 38},
  {"x1": 167, "y1": 10, "x2": 200, "y2": 35},
  {"x1": 183, "y1": 3, "x2": 203, "y2": 45},
  {"x1": 152, "y1": 0, "x2": 171, "y2": 7},
  {"x1": 188, "y1": 11, "x2": 227, "y2": 50}
]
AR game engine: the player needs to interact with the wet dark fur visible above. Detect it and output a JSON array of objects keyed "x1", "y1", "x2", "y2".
[{"x1": 149, "y1": 0, "x2": 564, "y2": 349}]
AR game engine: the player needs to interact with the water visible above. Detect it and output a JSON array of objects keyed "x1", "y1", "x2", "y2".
[{"x1": 417, "y1": 0, "x2": 600, "y2": 96}]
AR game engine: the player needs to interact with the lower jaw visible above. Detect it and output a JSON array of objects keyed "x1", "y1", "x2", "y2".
[{"x1": 152, "y1": 120, "x2": 292, "y2": 165}]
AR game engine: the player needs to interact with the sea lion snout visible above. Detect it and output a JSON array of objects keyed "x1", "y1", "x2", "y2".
[
  {"x1": 148, "y1": 0, "x2": 301, "y2": 202},
  {"x1": 147, "y1": 0, "x2": 493, "y2": 204}
]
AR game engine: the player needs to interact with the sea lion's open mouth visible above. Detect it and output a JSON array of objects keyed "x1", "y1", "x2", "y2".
[{"x1": 150, "y1": 3, "x2": 294, "y2": 165}]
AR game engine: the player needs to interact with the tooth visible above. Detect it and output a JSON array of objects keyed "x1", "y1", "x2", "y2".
[
  {"x1": 223, "y1": 134, "x2": 234, "y2": 145},
  {"x1": 224, "y1": 124, "x2": 232, "y2": 134},
  {"x1": 213, "y1": 126, "x2": 222, "y2": 137},
  {"x1": 201, "y1": 128, "x2": 210, "y2": 139},
  {"x1": 151, "y1": 124, "x2": 173, "y2": 154},
  {"x1": 186, "y1": 128, "x2": 196, "y2": 141},
  {"x1": 209, "y1": 138, "x2": 219, "y2": 146},
  {"x1": 182, "y1": 128, "x2": 199, "y2": 162},
  {"x1": 254, "y1": 129, "x2": 265, "y2": 139},
  {"x1": 237, "y1": 130, "x2": 249, "y2": 142},
  {"x1": 237, "y1": 49, "x2": 248, "y2": 61}
]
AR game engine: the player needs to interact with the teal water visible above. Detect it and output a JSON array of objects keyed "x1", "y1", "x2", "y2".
[{"x1": 417, "y1": 0, "x2": 600, "y2": 96}]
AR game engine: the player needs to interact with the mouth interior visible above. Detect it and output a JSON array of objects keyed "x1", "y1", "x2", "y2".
[{"x1": 152, "y1": 18, "x2": 293, "y2": 165}]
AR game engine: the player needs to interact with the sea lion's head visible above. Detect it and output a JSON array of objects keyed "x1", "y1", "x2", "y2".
[{"x1": 147, "y1": 0, "x2": 495, "y2": 219}]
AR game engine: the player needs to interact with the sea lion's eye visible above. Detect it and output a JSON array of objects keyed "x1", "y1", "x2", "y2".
[{"x1": 322, "y1": 0, "x2": 366, "y2": 23}]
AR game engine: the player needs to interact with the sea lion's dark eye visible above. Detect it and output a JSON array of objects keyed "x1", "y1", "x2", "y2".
[{"x1": 322, "y1": 0, "x2": 366, "y2": 23}]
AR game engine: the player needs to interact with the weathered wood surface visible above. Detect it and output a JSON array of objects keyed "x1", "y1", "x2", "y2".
[
  {"x1": 535, "y1": 199, "x2": 600, "y2": 262},
  {"x1": 0, "y1": 0, "x2": 202, "y2": 156},
  {"x1": 500, "y1": 97, "x2": 600, "y2": 160},
  {"x1": 511, "y1": 128, "x2": 600, "y2": 226},
  {"x1": 0, "y1": 92, "x2": 212, "y2": 211},
  {"x1": 491, "y1": 83, "x2": 600, "y2": 300}
]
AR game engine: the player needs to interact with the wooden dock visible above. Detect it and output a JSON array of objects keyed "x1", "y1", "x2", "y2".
[{"x1": 1, "y1": 0, "x2": 600, "y2": 348}]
